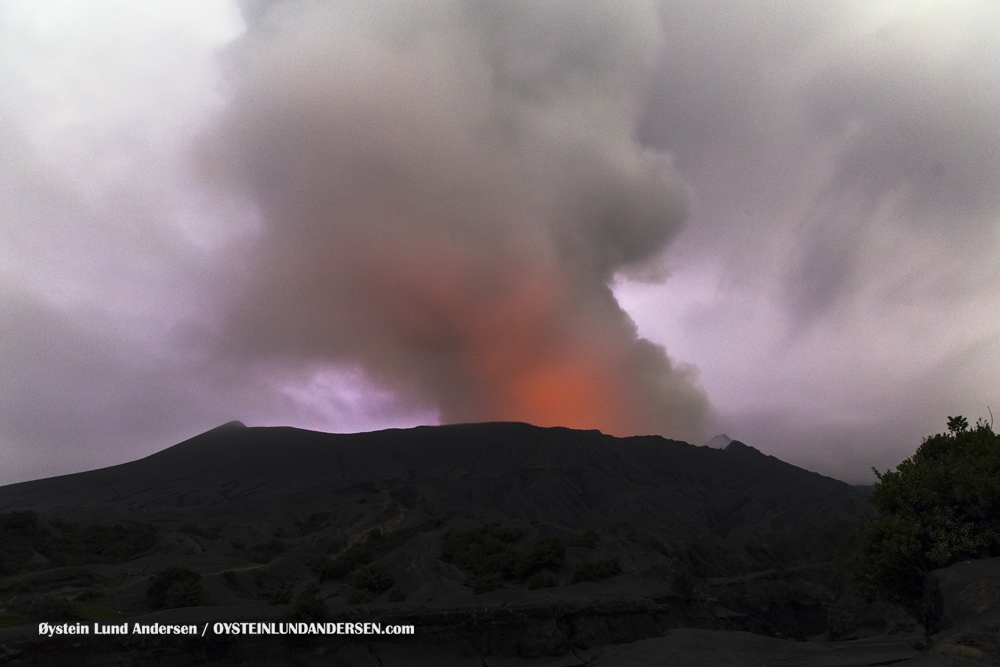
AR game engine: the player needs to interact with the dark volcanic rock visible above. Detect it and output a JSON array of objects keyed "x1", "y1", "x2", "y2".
[
  {"x1": 0, "y1": 424, "x2": 868, "y2": 544},
  {"x1": 924, "y1": 557, "x2": 1000, "y2": 635},
  {"x1": 588, "y1": 628, "x2": 924, "y2": 667},
  {"x1": 0, "y1": 422, "x2": 888, "y2": 664},
  {"x1": 920, "y1": 557, "x2": 1000, "y2": 665}
]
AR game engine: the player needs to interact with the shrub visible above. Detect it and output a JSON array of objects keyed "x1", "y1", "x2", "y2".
[
  {"x1": 572, "y1": 558, "x2": 622, "y2": 583},
  {"x1": 179, "y1": 524, "x2": 220, "y2": 540},
  {"x1": 387, "y1": 587, "x2": 406, "y2": 602},
  {"x1": 352, "y1": 562, "x2": 394, "y2": 595},
  {"x1": 295, "y1": 512, "x2": 329, "y2": 535},
  {"x1": 248, "y1": 539, "x2": 285, "y2": 564},
  {"x1": 315, "y1": 543, "x2": 374, "y2": 581},
  {"x1": 632, "y1": 533, "x2": 670, "y2": 557},
  {"x1": 287, "y1": 584, "x2": 326, "y2": 621},
  {"x1": 16, "y1": 596, "x2": 81, "y2": 622},
  {"x1": 147, "y1": 567, "x2": 204, "y2": 609},
  {"x1": 520, "y1": 538, "x2": 565, "y2": 576},
  {"x1": 267, "y1": 589, "x2": 293, "y2": 605},
  {"x1": 527, "y1": 572, "x2": 556, "y2": 589},
  {"x1": 347, "y1": 588, "x2": 374, "y2": 604},
  {"x1": 440, "y1": 524, "x2": 524, "y2": 576},
  {"x1": 568, "y1": 530, "x2": 600, "y2": 549},
  {"x1": 441, "y1": 524, "x2": 564, "y2": 585},
  {"x1": 42, "y1": 521, "x2": 156, "y2": 566},
  {"x1": 2, "y1": 511, "x2": 38, "y2": 535},
  {"x1": 854, "y1": 416, "x2": 1000, "y2": 609},
  {"x1": 1, "y1": 514, "x2": 156, "y2": 576},
  {"x1": 671, "y1": 567, "x2": 697, "y2": 598},
  {"x1": 472, "y1": 571, "x2": 504, "y2": 594}
]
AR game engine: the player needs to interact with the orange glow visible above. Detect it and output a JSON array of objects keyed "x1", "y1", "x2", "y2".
[{"x1": 506, "y1": 363, "x2": 624, "y2": 432}]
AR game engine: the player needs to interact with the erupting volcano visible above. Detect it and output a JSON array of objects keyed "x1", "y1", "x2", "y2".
[{"x1": 207, "y1": 0, "x2": 709, "y2": 441}]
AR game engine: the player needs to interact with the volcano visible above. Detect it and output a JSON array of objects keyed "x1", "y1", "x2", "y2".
[{"x1": 1, "y1": 422, "x2": 935, "y2": 666}]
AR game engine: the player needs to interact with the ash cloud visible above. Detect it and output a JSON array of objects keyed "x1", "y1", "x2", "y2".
[
  {"x1": 633, "y1": 1, "x2": 1000, "y2": 476},
  {"x1": 207, "y1": 0, "x2": 709, "y2": 441}
]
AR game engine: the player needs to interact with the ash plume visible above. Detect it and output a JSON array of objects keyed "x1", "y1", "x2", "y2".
[{"x1": 207, "y1": 0, "x2": 709, "y2": 441}]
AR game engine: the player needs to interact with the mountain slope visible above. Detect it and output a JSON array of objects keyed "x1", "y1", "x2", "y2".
[{"x1": 0, "y1": 422, "x2": 884, "y2": 661}]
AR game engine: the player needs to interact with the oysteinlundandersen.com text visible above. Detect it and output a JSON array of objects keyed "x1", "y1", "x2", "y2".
[{"x1": 38, "y1": 621, "x2": 415, "y2": 638}]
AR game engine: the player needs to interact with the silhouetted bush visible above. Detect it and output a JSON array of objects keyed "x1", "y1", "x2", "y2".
[
  {"x1": 247, "y1": 539, "x2": 285, "y2": 563},
  {"x1": 0, "y1": 528, "x2": 35, "y2": 576},
  {"x1": 472, "y1": 572, "x2": 504, "y2": 594},
  {"x1": 671, "y1": 567, "x2": 697, "y2": 598},
  {"x1": 287, "y1": 584, "x2": 326, "y2": 620},
  {"x1": 632, "y1": 533, "x2": 670, "y2": 557},
  {"x1": 38, "y1": 521, "x2": 156, "y2": 566},
  {"x1": 315, "y1": 543, "x2": 374, "y2": 581},
  {"x1": 294, "y1": 512, "x2": 329, "y2": 535},
  {"x1": 568, "y1": 530, "x2": 600, "y2": 549},
  {"x1": 347, "y1": 588, "x2": 374, "y2": 604},
  {"x1": 314, "y1": 525, "x2": 433, "y2": 582},
  {"x1": 387, "y1": 587, "x2": 406, "y2": 602},
  {"x1": 267, "y1": 588, "x2": 293, "y2": 605},
  {"x1": 390, "y1": 485, "x2": 419, "y2": 509},
  {"x1": 178, "y1": 524, "x2": 220, "y2": 540},
  {"x1": 14, "y1": 595, "x2": 81, "y2": 622},
  {"x1": 519, "y1": 537, "x2": 566, "y2": 576},
  {"x1": 442, "y1": 524, "x2": 566, "y2": 587},
  {"x1": 352, "y1": 562, "x2": 394, "y2": 595},
  {"x1": 0, "y1": 515, "x2": 156, "y2": 575},
  {"x1": 854, "y1": 416, "x2": 1000, "y2": 609},
  {"x1": 528, "y1": 572, "x2": 556, "y2": 589},
  {"x1": 572, "y1": 558, "x2": 622, "y2": 583},
  {"x1": 147, "y1": 567, "x2": 204, "y2": 609},
  {"x1": 2, "y1": 511, "x2": 38, "y2": 535},
  {"x1": 441, "y1": 524, "x2": 524, "y2": 576}
]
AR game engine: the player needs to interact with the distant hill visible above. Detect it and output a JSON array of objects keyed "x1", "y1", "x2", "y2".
[{"x1": 0, "y1": 422, "x2": 892, "y2": 665}]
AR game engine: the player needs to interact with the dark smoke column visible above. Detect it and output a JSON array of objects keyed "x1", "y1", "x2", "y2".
[{"x1": 208, "y1": 0, "x2": 710, "y2": 442}]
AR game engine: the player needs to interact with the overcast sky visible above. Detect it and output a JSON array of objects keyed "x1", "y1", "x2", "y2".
[{"x1": 2, "y1": 0, "x2": 998, "y2": 485}]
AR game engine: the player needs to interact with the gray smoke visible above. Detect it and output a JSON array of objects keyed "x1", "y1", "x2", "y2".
[{"x1": 206, "y1": 0, "x2": 709, "y2": 441}]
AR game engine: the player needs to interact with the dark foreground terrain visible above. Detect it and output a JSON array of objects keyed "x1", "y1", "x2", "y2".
[{"x1": 0, "y1": 422, "x2": 995, "y2": 665}]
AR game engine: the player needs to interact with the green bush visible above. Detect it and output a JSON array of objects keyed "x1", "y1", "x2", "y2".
[
  {"x1": 347, "y1": 588, "x2": 374, "y2": 604},
  {"x1": 147, "y1": 567, "x2": 204, "y2": 609},
  {"x1": 441, "y1": 524, "x2": 524, "y2": 576},
  {"x1": 671, "y1": 567, "x2": 697, "y2": 598},
  {"x1": 248, "y1": 539, "x2": 285, "y2": 564},
  {"x1": 314, "y1": 523, "x2": 436, "y2": 582},
  {"x1": 568, "y1": 530, "x2": 600, "y2": 549},
  {"x1": 527, "y1": 572, "x2": 556, "y2": 589},
  {"x1": 572, "y1": 558, "x2": 622, "y2": 583},
  {"x1": 854, "y1": 416, "x2": 1000, "y2": 608},
  {"x1": 287, "y1": 584, "x2": 327, "y2": 620},
  {"x1": 352, "y1": 562, "x2": 394, "y2": 595},
  {"x1": 16, "y1": 596, "x2": 81, "y2": 622},
  {"x1": 41, "y1": 521, "x2": 156, "y2": 566},
  {"x1": 471, "y1": 571, "x2": 504, "y2": 594},
  {"x1": 441, "y1": 524, "x2": 565, "y2": 586},
  {"x1": 1, "y1": 514, "x2": 156, "y2": 576},
  {"x1": 315, "y1": 543, "x2": 374, "y2": 581},
  {"x1": 179, "y1": 524, "x2": 220, "y2": 540},
  {"x1": 632, "y1": 533, "x2": 671, "y2": 557},
  {"x1": 520, "y1": 538, "x2": 565, "y2": 575},
  {"x1": 295, "y1": 512, "x2": 329, "y2": 535},
  {"x1": 3, "y1": 511, "x2": 39, "y2": 535},
  {"x1": 267, "y1": 588, "x2": 293, "y2": 605}
]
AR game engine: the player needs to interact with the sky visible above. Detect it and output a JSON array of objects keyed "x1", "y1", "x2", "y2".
[{"x1": 1, "y1": 0, "x2": 998, "y2": 485}]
